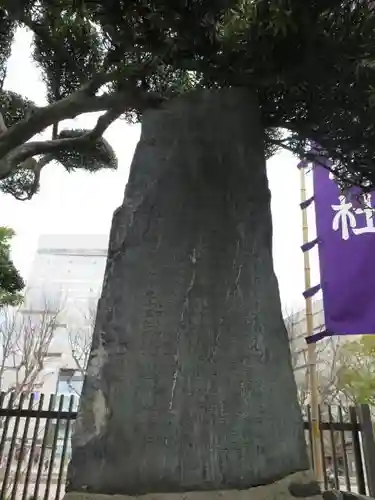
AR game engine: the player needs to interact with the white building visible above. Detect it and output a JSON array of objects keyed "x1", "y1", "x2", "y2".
[{"x1": 2, "y1": 234, "x2": 109, "y2": 403}]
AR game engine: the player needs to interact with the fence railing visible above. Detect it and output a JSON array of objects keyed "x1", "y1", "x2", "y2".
[
  {"x1": 0, "y1": 392, "x2": 76, "y2": 500},
  {"x1": 0, "y1": 392, "x2": 374, "y2": 500},
  {"x1": 303, "y1": 404, "x2": 375, "y2": 496}
]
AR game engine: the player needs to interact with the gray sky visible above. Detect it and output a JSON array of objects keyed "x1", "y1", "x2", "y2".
[{"x1": 0, "y1": 28, "x2": 320, "y2": 312}]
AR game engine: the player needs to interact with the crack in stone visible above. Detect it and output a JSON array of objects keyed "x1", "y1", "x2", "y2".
[
  {"x1": 168, "y1": 249, "x2": 197, "y2": 412},
  {"x1": 212, "y1": 240, "x2": 242, "y2": 361}
]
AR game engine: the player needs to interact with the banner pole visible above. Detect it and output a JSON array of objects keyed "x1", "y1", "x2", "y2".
[{"x1": 300, "y1": 166, "x2": 324, "y2": 484}]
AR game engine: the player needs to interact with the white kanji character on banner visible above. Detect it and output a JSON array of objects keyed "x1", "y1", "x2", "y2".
[
  {"x1": 353, "y1": 193, "x2": 375, "y2": 235},
  {"x1": 331, "y1": 195, "x2": 356, "y2": 240}
]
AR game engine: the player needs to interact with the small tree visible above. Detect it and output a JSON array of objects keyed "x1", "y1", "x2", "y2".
[
  {"x1": 336, "y1": 335, "x2": 375, "y2": 406},
  {"x1": 285, "y1": 310, "x2": 351, "y2": 407},
  {"x1": 0, "y1": 227, "x2": 24, "y2": 308},
  {"x1": 0, "y1": 300, "x2": 60, "y2": 398},
  {"x1": 68, "y1": 327, "x2": 92, "y2": 382},
  {"x1": 67, "y1": 303, "x2": 96, "y2": 392}
]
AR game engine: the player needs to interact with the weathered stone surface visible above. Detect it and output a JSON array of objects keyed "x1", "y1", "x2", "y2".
[
  {"x1": 63, "y1": 471, "x2": 322, "y2": 500},
  {"x1": 289, "y1": 481, "x2": 321, "y2": 497},
  {"x1": 323, "y1": 491, "x2": 374, "y2": 500},
  {"x1": 67, "y1": 87, "x2": 309, "y2": 495}
]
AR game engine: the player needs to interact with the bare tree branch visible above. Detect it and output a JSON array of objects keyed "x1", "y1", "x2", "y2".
[
  {"x1": 284, "y1": 307, "x2": 353, "y2": 409},
  {"x1": 0, "y1": 296, "x2": 62, "y2": 400},
  {"x1": 68, "y1": 328, "x2": 92, "y2": 379},
  {"x1": 65, "y1": 302, "x2": 96, "y2": 395}
]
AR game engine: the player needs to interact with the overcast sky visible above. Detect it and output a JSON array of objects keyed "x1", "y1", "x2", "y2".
[{"x1": 0, "y1": 28, "x2": 320, "y2": 312}]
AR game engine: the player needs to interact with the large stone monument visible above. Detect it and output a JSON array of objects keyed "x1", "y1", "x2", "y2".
[{"x1": 63, "y1": 89, "x2": 321, "y2": 500}]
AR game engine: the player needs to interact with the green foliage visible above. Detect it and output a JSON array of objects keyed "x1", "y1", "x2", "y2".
[
  {"x1": 0, "y1": 166, "x2": 39, "y2": 199},
  {"x1": 0, "y1": 127, "x2": 117, "y2": 199},
  {"x1": 54, "y1": 129, "x2": 118, "y2": 171},
  {"x1": 337, "y1": 336, "x2": 375, "y2": 406},
  {"x1": 32, "y1": 4, "x2": 105, "y2": 102},
  {"x1": 0, "y1": 90, "x2": 40, "y2": 199},
  {"x1": 0, "y1": 90, "x2": 37, "y2": 127},
  {"x1": 1, "y1": 0, "x2": 375, "y2": 196},
  {"x1": 0, "y1": 227, "x2": 24, "y2": 307},
  {"x1": 0, "y1": 8, "x2": 15, "y2": 89}
]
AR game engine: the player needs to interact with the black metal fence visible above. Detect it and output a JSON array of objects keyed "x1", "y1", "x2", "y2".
[
  {"x1": 0, "y1": 392, "x2": 374, "y2": 500},
  {"x1": 303, "y1": 404, "x2": 375, "y2": 496},
  {"x1": 0, "y1": 392, "x2": 76, "y2": 500}
]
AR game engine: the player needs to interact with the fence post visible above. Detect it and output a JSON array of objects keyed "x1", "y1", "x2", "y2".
[
  {"x1": 358, "y1": 404, "x2": 375, "y2": 497},
  {"x1": 350, "y1": 406, "x2": 367, "y2": 495}
]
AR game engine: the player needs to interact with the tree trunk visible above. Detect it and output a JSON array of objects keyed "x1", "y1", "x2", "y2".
[{"x1": 66, "y1": 88, "x2": 311, "y2": 496}]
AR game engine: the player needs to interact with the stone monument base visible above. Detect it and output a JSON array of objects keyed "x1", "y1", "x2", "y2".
[{"x1": 63, "y1": 470, "x2": 322, "y2": 500}]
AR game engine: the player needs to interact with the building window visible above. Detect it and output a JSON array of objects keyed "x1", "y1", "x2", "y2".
[{"x1": 56, "y1": 368, "x2": 84, "y2": 408}]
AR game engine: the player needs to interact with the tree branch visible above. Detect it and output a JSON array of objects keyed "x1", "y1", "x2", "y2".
[
  {"x1": 0, "y1": 300, "x2": 59, "y2": 399},
  {"x1": 0, "y1": 87, "x2": 165, "y2": 179},
  {"x1": 270, "y1": 136, "x2": 365, "y2": 188},
  {"x1": 6, "y1": 107, "x2": 123, "y2": 168},
  {"x1": 0, "y1": 5, "x2": 169, "y2": 183}
]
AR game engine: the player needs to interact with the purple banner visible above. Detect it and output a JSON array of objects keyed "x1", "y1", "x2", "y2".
[{"x1": 314, "y1": 165, "x2": 375, "y2": 335}]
